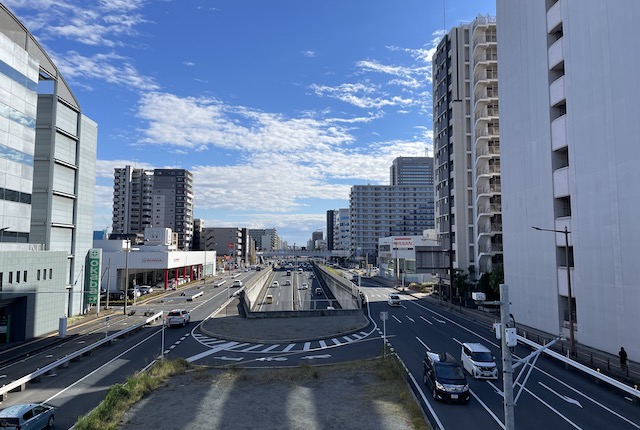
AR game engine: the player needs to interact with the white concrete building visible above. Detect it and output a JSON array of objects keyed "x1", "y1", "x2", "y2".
[
  {"x1": 433, "y1": 15, "x2": 503, "y2": 281},
  {"x1": 497, "y1": 0, "x2": 640, "y2": 358}
]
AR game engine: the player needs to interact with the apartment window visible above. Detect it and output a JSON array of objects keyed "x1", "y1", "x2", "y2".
[
  {"x1": 37, "y1": 269, "x2": 41, "y2": 280},
  {"x1": 43, "y1": 269, "x2": 47, "y2": 280},
  {"x1": 9, "y1": 272, "x2": 12, "y2": 283},
  {"x1": 23, "y1": 271, "x2": 27, "y2": 282},
  {"x1": 15, "y1": 271, "x2": 20, "y2": 283},
  {"x1": 49, "y1": 269, "x2": 53, "y2": 279}
]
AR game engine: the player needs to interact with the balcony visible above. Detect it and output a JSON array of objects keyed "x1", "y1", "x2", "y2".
[
  {"x1": 473, "y1": 51, "x2": 498, "y2": 65},
  {"x1": 476, "y1": 126, "x2": 500, "y2": 139},
  {"x1": 553, "y1": 166, "x2": 570, "y2": 198},
  {"x1": 550, "y1": 76, "x2": 566, "y2": 107},
  {"x1": 551, "y1": 114, "x2": 567, "y2": 151},
  {"x1": 548, "y1": 37, "x2": 564, "y2": 70},
  {"x1": 547, "y1": 0, "x2": 562, "y2": 34},
  {"x1": 473, "y1": 33, "x2": 497, "y2": 49},
  {"x1": 477, "y1": 203, "x2": 502, "y2": 216},
  {"x1": 476, "y1": 183, "x2": 501, "y2": 196}
]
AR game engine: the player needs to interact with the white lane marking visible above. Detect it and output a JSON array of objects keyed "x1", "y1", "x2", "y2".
[
  {"x1": 420, "y1": 315, "x2": 433, "y2": 325},
  {"x1": 239, "y1": 344, "x2": 264, "y2": 352},
  {"x1": 452, "y1": 337, "x2": 462, "y2": 345},
  {"x1": 262, "y1": 344, "x2": 280, "y2": 352},
  {"x1": 342, "y1": 336, "x2": 352, "y2": 342},
  {"x1": 214, "y1": 356, "x2": 244, "y2": 361},
  {"x1": 319, "y1": 340, "x2": 327, "y2": 348},
  {"x1": 257, "y1": 357, "x2": 287, "y2": 362},
  {"x1": 406, "y1": 315, "x2": 415, "y2": 323},
  {"x1": 487, "y1": 380, "x2": 504, "y2": 397},
  {"x1": 351, "y1": 333, "x2": 362, "y2": 339},
  {"x1": 227, "y1": 343, "x2": 250, "y2": 350},
  {"x1": 538, "y1": 382, "x2": 583, "y2": 408},
  {"x1": 470, "y1": 388, "x2": 505, "y2": 429},
  {"x1": 520, "y1": 385, "x2": 583, "y2": 429},
  {"x1": 359, "y1": 331, "x2": 368, "y2": 337},
  {"x1": 433, "y1": 317, "x2": 446, "y2": 324},
  {"x1": 301, "y1": 354, "x2": 331, "y2": 360},
  {"x1": 408, "y1": 372, "x2": 446, "y2": 430},
  {"x1": 392, "y1": 315, "x2": 402, "y2": 324},
  {"x1": 187, "y1": 342, "x2": 239, "y2": 362},
  {"x1": 303, "y1": 342, "x2": 311, "y2": 351},
  {"x1": 416, "y1": 337, "x2": 431, "y2": 351},
  {"x1": 282, "y1": 343, "x2": 296, "y2": 352},
  {"x1": 530, "y1": 364, "x2": 640, "y2": 429},
  {"x1": 331, "y1": 338, "x2": 342, "y2": 345}
]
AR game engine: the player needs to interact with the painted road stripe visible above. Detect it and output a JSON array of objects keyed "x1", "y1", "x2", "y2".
[
  {"x1": 342, "y1": 336, "x2": 352, "y2": 342},
  {"x1": 331, "y1": 338, "x2": 342, "y2": 345},
  {"x1": 240, "y1": 344, "x2": 264, "y2": 352},
  {"x1": 282, "y1": 343, "x2": 296, "y2": 352},
  {"x1": 319, "y1": 340, "x2": 327, "y2": 348},
  {"x1": 303, "y1": 342, "x2": 311, "y2": 351},
  {"x1": 261, "y1": 344, "x2": 280, "y2": 352}
]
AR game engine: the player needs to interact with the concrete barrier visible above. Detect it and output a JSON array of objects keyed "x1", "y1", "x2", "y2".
[
  {"x1": 187, "y1": 291, "x2": 204, "y2": 301},
  {"x1": 214, "y1": 280, "x2": 226, "y2": 287}
]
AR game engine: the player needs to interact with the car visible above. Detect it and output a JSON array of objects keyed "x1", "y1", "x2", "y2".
[
  {"x1": 166, "y1": 309, "x2": 191, "y2": 327},
  {"x1": 388, "y1": 293, "x2": 401, "y2": 306},
  {"x1": 108, "y1": 291, "x2": 125, "y2": 301},
  {"x1": 139, "y1": 285, "x2": 153, "y2": 295},
  {"x1": 232, "y1": 280, "x2": 243, "y2": 287},
  {"x1": 299, "y1": 282, "x2": 309, "y2": 290},
  {"x1": 127, "y1": 287, "x2": 141, "y2": 299},
  {"x1": 271, "y1": 281, "x2": 279, "y2": 288},
  {"x1": 423, "y1": 352, "x2": 470, "y2": 403},
  {"x1": 0, "y1": 403, "x2": 55, "y2": 430},
  {"x1": 284, "y1": 280, "x2": 291, "y2": 286},
  {"x1": 314, "y1": 287, "x2": 323, "y2": 296},
  {"x1": 460, "y1": 343, "x2": 498, "y2": 379}
]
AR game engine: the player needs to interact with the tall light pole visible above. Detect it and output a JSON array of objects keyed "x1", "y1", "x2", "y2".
[
  {"x1": 532, "y1": 226, "x2": 575, "y2": 355},
  {"x1": 123, "y1": 239, "x2": 130, "y2": 316}
]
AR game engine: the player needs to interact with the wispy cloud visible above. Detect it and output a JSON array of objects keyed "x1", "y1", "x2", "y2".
[
  {"x1": 302, "y1": 50, "x2": 317, "y2": 58},
  {"x1": 53, "y1": 51, "x2": 159, "y2": 91},
  {"x1": 4, "y1": 0, "x2": 147, "y2": 47},
  {"x1": 183, "y1": 61, "x2": 196, "y2": 67}
]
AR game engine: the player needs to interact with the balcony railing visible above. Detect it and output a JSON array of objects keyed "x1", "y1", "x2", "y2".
[
  {"x1": 477, "y1": 203, "x2": 502, "y2": 215},
  {"x1": 476, "y1": 183, "x2": 502, "y2": 195},
  {"x1": 475, "y1": 88, "x2": 499, "y2": 101},
  {"x1": 475, "y1": 107, "x2": 500, "y2": 118},
  {"x1": 473, "y1": 34, "x2": 497, "y2": 48},
  {"x1": 476, "y1": 145, "x2": 501, "y2": 157},
  {"x1": 476, "y1": 126, "x2": 500, "y2": 138}
]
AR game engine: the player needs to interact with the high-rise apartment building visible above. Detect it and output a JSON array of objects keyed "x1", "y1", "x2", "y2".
[
  {"x1": 326, "y1": 210, "x2": 336, "y2": 251},
  {"x1": 433, "y1": 15, "x2": 502, "y2": 279},
  {"x1": 497, "y1": 0, "x2": 640, "y2": 358},
  {"x1": 112, "y1": 167, "x2": 194, "y2": 250},
  {"x1": 0, "y1": 5, "x2": 97, "y2": 340},
  {"x1": 349, "y1": 184, "x2": 435, "y2": 259},
  {"x1": 248, "y1": 228, "x2": 279, "y2": 251},
  {"x1": 390, "y1": 156, "x2": 434, "y2": 186}
]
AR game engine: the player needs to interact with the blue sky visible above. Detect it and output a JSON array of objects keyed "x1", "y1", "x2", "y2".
[{"x1": 5, "y1": 0, "x2": 495, "y2": 246}]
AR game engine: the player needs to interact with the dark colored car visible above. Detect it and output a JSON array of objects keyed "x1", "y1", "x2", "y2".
[
  {"x1": 0, "y1": 403, "x2": 55, "y2": 429},
  {"x1": 423, "y1": 352, "x2": 470, "y2": 403}
]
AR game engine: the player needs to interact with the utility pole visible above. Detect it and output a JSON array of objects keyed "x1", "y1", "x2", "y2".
[{"x1": 500, "y1": 283, "x2": 516, "y2": 430}]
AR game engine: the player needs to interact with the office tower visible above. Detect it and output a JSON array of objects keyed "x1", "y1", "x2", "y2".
[
  {"x1": 335, "y1": 208, "x2": 350, "y2": 252},
  {"x1": 112, "y1": 167, "x2": 194, "y2": 250},
  {"x1": 390, "y1": 156, "x2": 434, "y2": 186},
  {"x1": 0, "y1": 5, "x2": 97, "y2": 340},
  {"x1": 433, "y1": 15, "x2": 502, "y2": 279},
  {"x1": 497, "y1": 0, "x2": 640, "y2": 358}
]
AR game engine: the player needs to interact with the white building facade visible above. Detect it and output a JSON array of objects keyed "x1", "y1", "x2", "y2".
[{"x1": 497, "y1": 0, "x2": 640, "y2": 358}]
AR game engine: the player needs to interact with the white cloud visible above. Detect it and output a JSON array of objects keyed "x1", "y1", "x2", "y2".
[
  {"x1": 53, "y1": 51, "x2": 159, "y2": 91},
  {"x1": 183, "y1": 61, "x2": 196, "y2": 67},
  {"x1": 302, "y1": 50, "x2": 317, "y2": 58}
]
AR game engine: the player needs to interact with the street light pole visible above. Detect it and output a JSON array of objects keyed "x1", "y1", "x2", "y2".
[
  {"x1": 532, "y1": 226, "x2": 575, "y2": 355},
  {"x1": 123, "y1": 239, "x2": 130, "y2": 316}
]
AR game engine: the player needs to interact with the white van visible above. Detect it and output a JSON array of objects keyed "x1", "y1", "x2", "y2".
[{"x1": 460, "y1": 342, "x2": 498, "y2": 379}]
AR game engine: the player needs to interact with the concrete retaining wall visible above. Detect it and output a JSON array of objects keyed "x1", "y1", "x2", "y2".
[
  {"x1": 244, "y1": 267, "x2": 272, "y2": 308},
  {"x1": 316, "y1": 265, "x2": 361, "y2": 310}
]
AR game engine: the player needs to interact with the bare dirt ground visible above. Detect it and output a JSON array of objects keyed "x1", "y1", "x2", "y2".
[{"x1": 119, "y1": 360, "x2": 430, "y2": 430}]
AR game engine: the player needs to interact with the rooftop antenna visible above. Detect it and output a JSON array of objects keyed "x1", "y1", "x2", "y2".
[{"x1": 443, "y1": 0, "x2": 446, "y2": 32}]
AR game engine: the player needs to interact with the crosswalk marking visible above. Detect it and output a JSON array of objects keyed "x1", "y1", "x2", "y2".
[
  {"x1": 319, "y1": 340, "x2": 327, "y2": 348},
  {"x1": 240, "y1": 344, "x2": 264, "y2": 352},
  {"x1": 303, "y1": 342, "x2": 311, "y2": 351},
  {"x1": 282, "y1": 343, "x2": 296, "y2": 352},
  {"x1": 331, "y1": 338, "x2": 342, "y2": 345},
  {"x1": 262, "y1": 344, "x2": 280, "y2": 352},
  {"x1": 342, "y1": 336, "x2": 352, "y2": 342}
]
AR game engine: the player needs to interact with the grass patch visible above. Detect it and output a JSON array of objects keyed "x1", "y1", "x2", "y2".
[{"x1": 73, "y1": 358, "x2": 191, "y2": 430}]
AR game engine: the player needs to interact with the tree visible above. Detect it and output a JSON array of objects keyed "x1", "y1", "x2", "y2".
[
  {"x1": 452, "y1": 268, "x2": 469, "y2": 302},
  {"x1": 487, "y1": 263, "x2": 504, "y2": 300}
]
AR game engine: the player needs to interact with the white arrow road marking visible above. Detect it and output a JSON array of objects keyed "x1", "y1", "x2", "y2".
[
  {"x1": 301, "y1": 354, "x2": 331, "y2": 360},
  {"x1": 215, "y1": 356, "x2": 244, "y2": 361},
  {"x1": 392, "y1": 315, "x2": 402, "y2": 324},
  {"x1": 187, "y1": 342, "x2": 239, "y2": 362},
  {"x1": 257, "y1": 357, "x2": 288, "y2": 362},
  {"x1": 433, "y1": 317, "x2": 446, "y2": 324},
  {"x1": 420, "y1": 315, "x2": 433, "y2": 325},
  {"x1": 539, "y1": 382, "x2": 583, "y2": 408},
  {"x1": 406, "y1": 315, "x2": 415, "y2": 323}
]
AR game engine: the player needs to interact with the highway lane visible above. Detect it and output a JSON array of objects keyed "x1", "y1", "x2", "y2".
[
  {"x1": 0, "y1": 274, "x2": 244, "y2": 429},
  {"x1": 361, "y1": 280, "x2": 640, "y2": 430}
]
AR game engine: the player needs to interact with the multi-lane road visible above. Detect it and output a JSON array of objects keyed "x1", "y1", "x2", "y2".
[{"x1": 1, "y1": 268, "x2": 638, "y2": 429}]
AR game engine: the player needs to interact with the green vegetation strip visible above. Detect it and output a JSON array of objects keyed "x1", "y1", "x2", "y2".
[{"x1": 73, "y1": 359, "x2": 191, "y2": 430}]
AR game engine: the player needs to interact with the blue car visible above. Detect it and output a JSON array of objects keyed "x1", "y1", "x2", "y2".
[{"x1": 0, "y1": 403, "x2": 55, "y2": 429}]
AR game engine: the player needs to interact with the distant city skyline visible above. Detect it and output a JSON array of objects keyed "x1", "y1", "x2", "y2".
[{"x1": 4, "y1": 0, "x2": 496, "y2": 244}]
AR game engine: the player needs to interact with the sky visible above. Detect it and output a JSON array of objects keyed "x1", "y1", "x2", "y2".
[{"x1": 5, "y1": 0, "x2": 496, "y2": 246}]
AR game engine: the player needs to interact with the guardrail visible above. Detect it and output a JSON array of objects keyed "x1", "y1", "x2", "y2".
[
  {"x1": 0, "y1": 311, "x2": 164, "y2": 401},
  {"x1": 518, "y1": 335, "x2": 640, "y2": 400}
]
